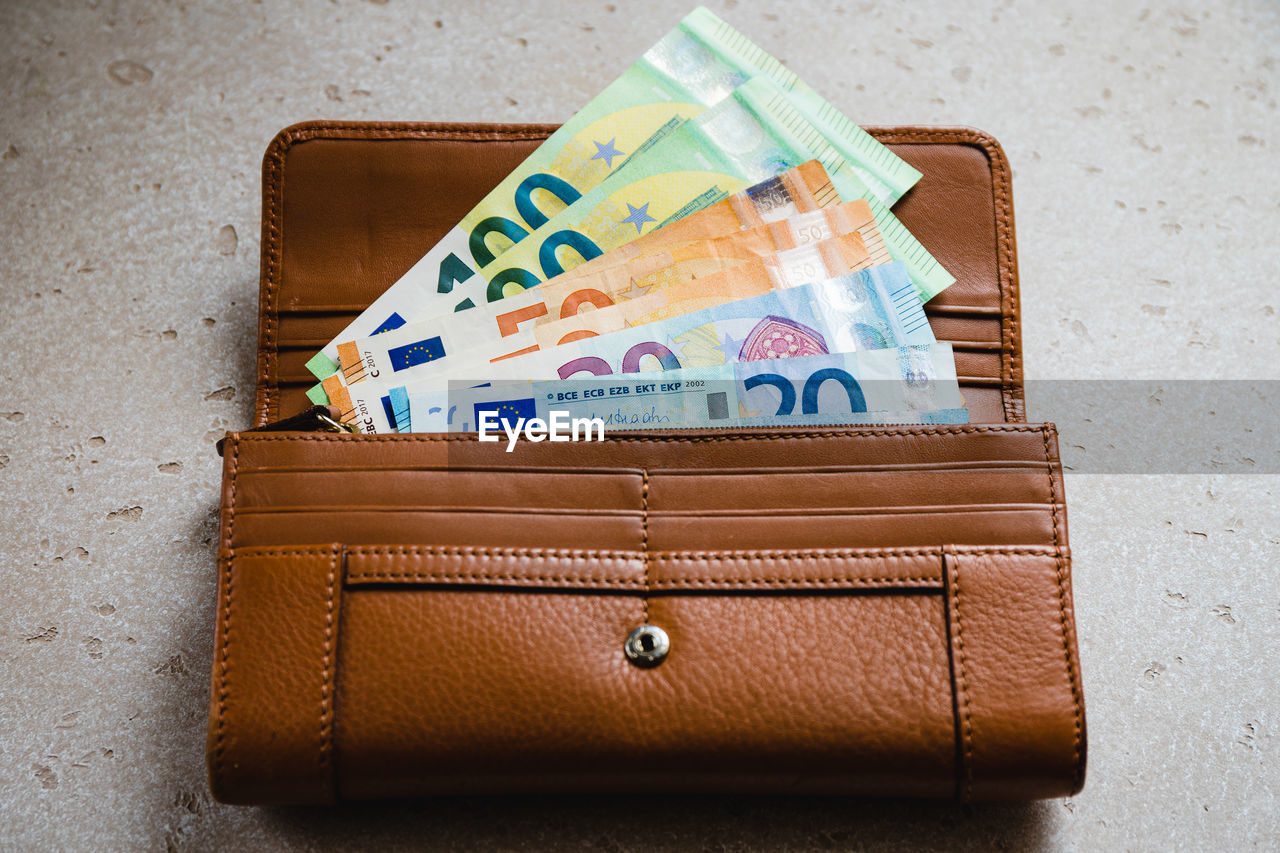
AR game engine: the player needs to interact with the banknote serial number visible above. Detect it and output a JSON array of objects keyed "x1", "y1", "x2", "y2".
[{"x1": 550, "y1": 380, "x2": 702, "y2": 401}]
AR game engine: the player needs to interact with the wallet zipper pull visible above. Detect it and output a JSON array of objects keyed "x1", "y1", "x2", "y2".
[{"x1": 215, "y1": 405, "x2": 358, "y2": 456}]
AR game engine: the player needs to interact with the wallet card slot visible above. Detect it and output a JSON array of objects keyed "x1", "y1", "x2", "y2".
[
  {"x1": 222, "y1": 425, "x2": 1067, "y2": 556},
  {"x1": 926, "y1": 317, "x2": 1003, "y2": 347},
  {"x1": 647, "y1": 509, "x2": 1055, "y2": 551},
  {"x1": 277, "y1": 339, "x2": 334, "y2": 350},
  {"x1": 946, "y1": 340, "x2": 1003, "y2": 352},
  {"x1": 235, "y1": 469, "x2": 643, "y2": 511},
  {"x1": 230, "y1": 509, "x2": 644, "y2": 551},
  {"x1": 952, "y1": 350, "x2": 1003, "y2": 381},
  {"x1": 277, "y1": 313, "x2": 360, "y2": 344},
  {"x1": 645, "y1": 466, "x2": 1050, "y2": 512},
  {"x1": 924, "y1": 304, "x2": 1002, "y2": 317}
]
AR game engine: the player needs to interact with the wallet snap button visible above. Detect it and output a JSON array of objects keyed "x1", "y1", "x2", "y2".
[{"x1": 624, "y1": 624, "x2": 669, "y2": 668}]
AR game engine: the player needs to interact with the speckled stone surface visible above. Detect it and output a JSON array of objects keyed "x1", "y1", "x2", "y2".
[{"x1": 1, "y1": 1, "x2": 1277, "y2": 849}]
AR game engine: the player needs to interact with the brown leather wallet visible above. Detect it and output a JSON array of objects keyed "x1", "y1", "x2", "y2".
[{"x1": 208, "y1": 122, "x2": 1086, "y2": 804}]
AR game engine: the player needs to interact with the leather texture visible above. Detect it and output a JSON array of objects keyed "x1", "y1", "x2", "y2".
[{"x1": 209, "y1": 122, "x2": 1086, "y2": 805}]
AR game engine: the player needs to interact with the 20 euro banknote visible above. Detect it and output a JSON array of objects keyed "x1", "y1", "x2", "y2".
[{"x1": 410, "y1": 343, "x2": 963, "y2": 434}]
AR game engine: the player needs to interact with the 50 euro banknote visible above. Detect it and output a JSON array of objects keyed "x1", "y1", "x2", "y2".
[
  {"x1": 340, "y1": 262, "x2": 937, "y2": 434},
  {"x1": 516, "y1": 195, "x2": 890, "y2": 311},
  {"x1": 306, "y1": 6, "x2": 920, "y2": 380},
  {"x1": 530, "y1": 232, "x2": 873, "y2": 350},
  {"x1": 315, "y1": 160, "x2": 854, "y2": 401},
  {"x1": 410, "y1": 343, "x2": 964, "y2": 434},
  {"x1": 483, "y1": 197, "x2": 890, "y2": 358}
]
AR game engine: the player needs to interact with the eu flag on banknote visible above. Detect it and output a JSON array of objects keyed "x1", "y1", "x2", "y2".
[
  {"x1": 475, "y1": 398, "x2": 538, "y2": 430},
  {"x1": 387, "y1": 336, "x2": 445, "y2": 371},
  {"x1": 372, "y1": 312, "x2": 407, "y2": 335}
]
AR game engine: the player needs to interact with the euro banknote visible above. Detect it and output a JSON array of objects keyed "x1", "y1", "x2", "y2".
[
  {"x1": 316, "y1": 161, "x2": 851, "y2": 399},
  {"x1": 324, "y1": 381, "x2": 399, "y2": 436},
  {"x1": 531, "y1": 233, "x2": 872, "y2": 350},
  {"x1": 469, "y1": 75, "x2": 948, "y2": 315},
  {"x1": 305, "y1": 7, "x2": 920, "y2": 380},
  {"x1": 483, "y1": 261, "x2": 935, "y2": 384},
  {"x1": 539, "y1": 157, "x2": 842, "y2": 283},
  {"x1": 680, "y1": 7, "x2": 921, "y2": 206},
  {"x1": 382, "y1": 261, "x2": 930, "y2": 391},
  {"x1": 484, "y1": 197, "x2": 890, "y2": 353},
  {"x1": 336, "y1": 262, "x2": 934, "y2": 434},
  {"x1": 409, "y1": 343, "x2": 964, "y2": 434},
  {"x1": 529, "y1": 194, "x2": 890, "y2": 302}
]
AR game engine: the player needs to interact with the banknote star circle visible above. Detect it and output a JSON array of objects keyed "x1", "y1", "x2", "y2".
[
  {"x1": 621, "y1": 201, "x2": 656, "y2": 234},
  {"x1": 714, "y1": 331, "x2": 743, "y2": 361},
  {"x1": 590, "y1": 138, "x2": 625, "y2": 169},
  {"x1": 621, "y1": 278, "x2": 653, "y2": 301}
]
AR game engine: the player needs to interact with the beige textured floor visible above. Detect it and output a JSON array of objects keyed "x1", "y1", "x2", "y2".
[{"x1": 2, "y1": 0, "x2": 1278, "y2": 849}]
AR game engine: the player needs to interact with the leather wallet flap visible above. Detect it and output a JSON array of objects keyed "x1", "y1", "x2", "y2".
[{"x1": 211, "y1": 424, "x2": 1084, "y2": 803}]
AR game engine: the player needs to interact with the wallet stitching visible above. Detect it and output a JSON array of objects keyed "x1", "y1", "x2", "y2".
[
  {"x1": 335, "y1": 545, "x2": 1054, "y2": 559},
  {"x1": 947, "y1": 546, "x2": 976, "y2": 801},
  {"x1": 231, "y1": 424, "x2": 1043, "y2": 444},
  {"x1": 212, "y1": 439, "x2": 241, "y2": 784},
  {"x1": 261, "y1": 138, "x2": 283, "y2": 425},
  {"x1": 213, "y1": 552, "x2": 234, "y2": 785},
  {"x1": 328, "y1": 545, "x2": 1057, "y2": 588},
  {"x1": 979, "y1": 129, "x2": 1018, "y2": 423},
  {"x1": 342, "y1": 574, "x2": 940, "y2": 589},
  {"x1": 278, "y1": 122, "x2": 557, "y2": 144},
  {"x1": 318, "y1": 548, "x2": 338, "y2": 795},
  {"x1": 641, "y1": 469, "x2": 650, "y2": 623},
  {"x1": 1042, "y1": 424, "x2": 1084, "y2": 789},
  {"x1": 225, "y1": 438, "x2": 239, "y2": 553}
]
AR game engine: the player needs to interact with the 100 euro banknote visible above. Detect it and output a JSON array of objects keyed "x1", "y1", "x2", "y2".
[
  {"x1": 319, "y1": 77, "x2": 944, "y2": 402},
  {"x1": 306, "y1": 6, "x2": 919, "y2": 380},
  {"x1": 468, "y1": 75, "x2": 949, "y2": 314}
]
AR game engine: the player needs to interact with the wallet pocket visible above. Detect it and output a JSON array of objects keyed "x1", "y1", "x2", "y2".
[{"x1": 210, "y1": 424, "x2": 1085, "y2": 804}]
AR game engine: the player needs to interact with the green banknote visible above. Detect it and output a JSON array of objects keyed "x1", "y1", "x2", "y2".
[
  {"x1": 305, "y1": 7, "x2": 921, "y2": 381},
  {"x1": 470, "y1": 75, "x2": 950, "y2": 312}
]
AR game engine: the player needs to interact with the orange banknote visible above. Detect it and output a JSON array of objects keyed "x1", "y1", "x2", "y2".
[{"x1": 532, "y1": 232, "x2": 874, "y2": 349}]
